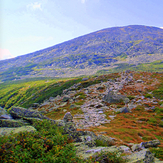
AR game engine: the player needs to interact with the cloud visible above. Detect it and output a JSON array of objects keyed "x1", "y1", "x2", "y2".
[
  {"x1": 160, "y1": 27, "x2": 163, "y2": 29},
  {"x1": 27, "y1": 2, "x2": 42, "y2": 11},
  {"x1": 0, "y1": 49, "x2": 14, "y2": 60}
]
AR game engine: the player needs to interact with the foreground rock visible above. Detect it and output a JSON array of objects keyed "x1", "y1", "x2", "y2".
[
  {"x1": 125, "y1": 149, "x2": 154, "y2": 163},
  {"x1": 0, "y1": 126, "x2": 36, "y2": 136},
  {"x1": 9, "y1": 106, "x2": 46, "y2": 119},
  {"x1": 0, "y1": 106, "x2": 52, "y2": 136}
]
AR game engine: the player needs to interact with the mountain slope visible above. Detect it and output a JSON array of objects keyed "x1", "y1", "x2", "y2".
[{"x1": 0, "y1": 25, "x2": 163, "y2": 81}]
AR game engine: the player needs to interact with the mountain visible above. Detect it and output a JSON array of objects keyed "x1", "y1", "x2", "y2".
[{"x1": 1, "y1": 25, "x2": 163, "y2": 82}]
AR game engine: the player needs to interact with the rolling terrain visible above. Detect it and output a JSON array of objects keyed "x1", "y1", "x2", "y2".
[{"x1": 0, "y1": 25, "x2": 163, "y2": 82}]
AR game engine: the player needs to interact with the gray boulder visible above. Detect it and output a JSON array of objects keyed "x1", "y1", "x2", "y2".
[
  {"x1": 117, "y1": 107, "x2": 130, "y2": 113},
  {"x1": 0, "y1": 107, "x2": 7, "y2": 116},
  {"x1": 0, "y1": 119, "x2": 29, "y2": 127},
  {"x1": 141, "y1": 139, "x2": 160, "y2": 148},
  {"x1": 96, "y1": 135, "x2": 115, "y2": 146},
  {"x1": 0, "y1": 126, "x2": 36, "y2": 136},
  {"x1": 0, "y1": 107, "x2": 12, "y2": 119},
  {"x1": 126, "y1": 149, "x2": 154, "y2": 163},
  {"x1": 63, "y1": 112, "x2": 73, "y2": 123},
  {"x1": 103, "y1": 91, "x2": 127, "y2": 104},
  {"x1": 64, "y1": 121, "x2": 76, "y2": 132},
  {"x1": 9, "y1": 106, "x2": 45, "y2": 119},
  {"x1": 62, "y1": 95, "x2": 70, "y2": 102}
]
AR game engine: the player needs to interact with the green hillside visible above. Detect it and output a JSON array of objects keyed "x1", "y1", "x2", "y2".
[{"x1": 0, "y1": 77, "x2": 81, "y2": 109}]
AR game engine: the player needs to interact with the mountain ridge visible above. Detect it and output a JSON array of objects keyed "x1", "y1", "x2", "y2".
[{"x1": 0, "y1": 25, "x2": 163, "y2": 82}]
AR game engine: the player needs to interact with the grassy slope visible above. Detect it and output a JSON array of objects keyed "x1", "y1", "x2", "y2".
[
  {"x1": 96, "y1": 60, "x2": 163, "y2": 75},
  {"x1": 0, "y1": 71, "x2": 163, "y2": 160},
  {"x1": 0, "y1": 77, "x2": 82, "y2": 109}
]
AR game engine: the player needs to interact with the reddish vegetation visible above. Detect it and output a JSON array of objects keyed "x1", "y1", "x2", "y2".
[{"x1": 43, "y1": 71, "x2": 163, "y2": 147}]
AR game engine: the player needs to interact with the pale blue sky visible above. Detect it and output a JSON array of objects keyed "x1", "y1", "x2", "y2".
[{"x1": 0, "y1": 0, "x2": 163, "y2": 60}]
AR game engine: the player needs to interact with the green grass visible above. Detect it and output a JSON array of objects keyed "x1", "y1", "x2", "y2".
[
  {"x1": 96, "y1": 60, "x2": 163, "y2": 75},
  {"x1": 150, "y1": 147, "x2": 163, "y2": 160},
  {"x1": 0, "y1": 77, "x2": 82, "y2": 109}
]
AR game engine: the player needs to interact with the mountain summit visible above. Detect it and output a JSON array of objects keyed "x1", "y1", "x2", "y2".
[{"x1": 0, "y1": 25, "x2": 163, "y2": 81}]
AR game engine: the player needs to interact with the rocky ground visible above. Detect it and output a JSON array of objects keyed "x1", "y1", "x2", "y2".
[{"x1": 1, "y1": 71, "x2": 163, "y2": 162}]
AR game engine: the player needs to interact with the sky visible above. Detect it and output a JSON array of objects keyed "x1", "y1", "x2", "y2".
[{"x1": 0, "y1": 0, "x2": 163, "y2": 60}]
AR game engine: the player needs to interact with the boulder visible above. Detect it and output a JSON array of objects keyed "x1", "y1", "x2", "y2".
[
  {"x1": 119, "y1": 145, "x2": 131, "y2": 153},
  {"x1": 131, "y1": 144, "x2": 143, "y2": 152},
  {"x1": 0, "y1": 107, "x2": 7, "y2": 116},
  {"x1": 9, "y1": 106, "x2": 45, "y2": 119},
  {"x1": 141, "y1": 139, "x2": 160, "y2": 148},
  {"x1": 0, "y1": 114, "x2": 12, "y2": 119},
  {"x1": 0, "y1": 107, "x2": 12, "y2": 119},
  {"x1": 62, "y1": 95, "x2": 70, "y2": 102},
  {"x1": 96, "y1": 135, "x2": 115, "y2": 146},
  {"x1": 80, "y1": 135, "x2": 96, "y2": 147},
  {"x1": 117, "y1": 107, "x2": 130, "y2": 113},
  {"x1": 0, "y1": 126, "x2": 36, "y2": 136},
  {"x1": 103, "y1": 91, "x2": 127, "y2": 104},
  {"x1": 63, "y1": 112, "x2": 73, "y2": 123},
  {"x1": 125, "y1": 149, "x2": 154, "y2": 163},
  {"x1": 0, "y1": 119, "x2": 29, "y2": 127}
]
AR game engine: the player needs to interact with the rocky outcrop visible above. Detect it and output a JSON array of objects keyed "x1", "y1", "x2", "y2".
[
  {"x1": 125, "y1": 149, "x2": 154, "y2": 163},
  {"x1": 9, "y1": 106, "x2": 46, "y2": 119},
  {"x1": 142, "y1": 139, "x2": 161, "y2": 148},
  {"x1": 0, "y1": 126, "x2": 36, "y2": 136},
  {"x1": 0, "y1": 107, "x2": 12, "y2": 119},
  {"x1": 0, "y1": 106, "x2": 51, "y2": 136},
  {"x1": 103, "y1": 90, "x2": 129, "y2": 104},
  {"x1": 0, "y1": 119, "x2": 29, "y2": 127}
]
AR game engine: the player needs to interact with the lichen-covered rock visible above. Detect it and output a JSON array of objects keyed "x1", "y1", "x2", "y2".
[
  {"x1": 22, "y1": 117, "x2": 43, "y2": 125},
  {"x1": 55, "y1": 119, "x2": 65, "y2": 126},
  {"x1": 117, "y1": 106, "x2": 130, "y2": 113},
  {"x1": 9, "y1": 106, "x2": 45, "y2": 119},
  {"x1": 126, "y1": 149, "x2": 154, "y2": 163},
  {"x1": 62, "y1": 95, "x2": 70, "y2": 102},
  {"x1": 119, "y1": 145, "x2": 131, "y2": 153},
  {"x1": 103, "y1": 91, "x2": 127, "y2": 104},
  {"x1": 0, "y1": 126, "x2": 36, "y2": 136},
  {"x1": 64, "y1": 122, "x2": 76, "y2": 133},
  {"x1": 0, "y1": 107, "x2": 7, "y2": 116},
  {"x1": 96, "y1": 135, "x2": 115, "y2": 146},
  {"x1": 75, "y1": 145, "x2": 121, "y2": 160},
  {"x1": 0, "y1": 119, "x2": 29, "y2": 127},
  {"x1": 63, "y1": 112, "x2": 73, "y2": 123},
  {"x1": 80, "y1": 135, "x2": 96, "y2": 147},
  {"x1": 141, "y1": 139, "x2": 160, "y2": 148},
  {"x1": 131, "y1": 144, "x2": 143, "y2": 152},
  {"x1": 0, "y1": 107, "x2": 12, "y2": 119}
]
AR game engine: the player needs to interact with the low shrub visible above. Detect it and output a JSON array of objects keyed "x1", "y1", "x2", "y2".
[
  {"x1": 150, "y1": 147, "x2": 163, "y2": 160},
  {"x1": 0, "y1": 119, "x2": 82, "y2": 163},
  {"x1": 144, "y1": 94, "x2": 153, "y2": 99}
]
